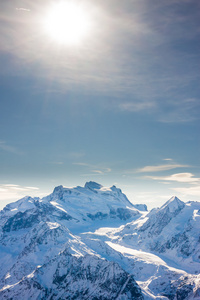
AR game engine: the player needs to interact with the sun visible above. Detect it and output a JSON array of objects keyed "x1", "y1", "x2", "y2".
[{"x1": 43, "y1": 2, "x2": 91, "y2": 45}]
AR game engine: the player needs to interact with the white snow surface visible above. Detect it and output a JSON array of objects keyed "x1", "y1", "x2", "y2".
[{"x1": 0, "y1": 182, "x2": 200, "y2": 299}]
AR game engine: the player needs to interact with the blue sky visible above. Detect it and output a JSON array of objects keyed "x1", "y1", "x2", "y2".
[{"x1": 0, "y1": 0, "x2": 199, "y2": 209}]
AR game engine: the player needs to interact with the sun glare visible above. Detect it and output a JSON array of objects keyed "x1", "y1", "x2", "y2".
[{"x1": 44, "y1": 2, "x2": 91, "y2": 45}]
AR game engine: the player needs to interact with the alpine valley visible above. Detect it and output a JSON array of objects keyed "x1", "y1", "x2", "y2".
[{"x1": 0, "y1": 181, "x2": 200, "y2": 299}]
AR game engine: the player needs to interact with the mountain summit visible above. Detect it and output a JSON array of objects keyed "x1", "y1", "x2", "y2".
[
  {"x1": 43, "y1": 181, "x2": 141, "y2": 225},
  {"x1": 160, "y1": 195, "x2": 185, "y2": 213},
  {"x1": 84, "y1": 181, "x2": 103, "y2": 190}
]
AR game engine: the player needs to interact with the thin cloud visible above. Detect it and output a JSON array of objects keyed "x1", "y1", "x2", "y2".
[
  {"x1": 68, "y1": 152, "x2": 85, "y2": 159},
  {"x1": 135, "y1": 164, "x2": 189, "y2": 173},
  {"x1": 73, "y1": 162, "x2": 89, "y2": 167},
  {"x1": 0, "y1": 140, "x2": 23, "y2": 155},
  {"x1": 172, "y1": 186, "x2": 200, "y2": 197},
  {"x1": 163, "y1": 158, "x2": 173, "y2": 161},
  {"x1": 16, "y1": 8, "x2": 30, "y2": 12},
  {"x1": 25, "y1": 186, "x2": 39, "y2": 190},
  {"x1": 4, "y1": 184, "x2": 20, "y2": 187},
  {"x1": 73, "y1": 162, "x2": 111, "y2": 175},
  {"x1": 49, "y1": 162, "x2": 64, "y2": 165},
  {"x1": 0, "y1": 184, "x2": 39, "y2": 191},
  {"x1": 158, "y1": 98, "x2": 200, "y2": 123},
  {"x1": 158, "y1": 111, "x2": 197, "y2": 124},
  {"x1": 119, "y1": 101, "x2": 156, "y2": 112},
  {"x1": 80, "y1": 173, "x2": 104, "y2": 177},
  {"x1": 145, "y1": 173, "x2": 200, "y2": 184},
  {"x1": 92, "y1": 170, "x2": 104, "y2": 174},
  {"x1": 8, "y1": 186, "x2": 31, "y2": 191}
]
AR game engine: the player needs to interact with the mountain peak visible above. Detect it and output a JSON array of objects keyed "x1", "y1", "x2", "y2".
[
  {"x1": 110, "y1": 185, "x2": 121, "y2": 193},
  {"x1": 160, "y1": 196, "x2": 185, "y2": 213},
  {"x1": 84, "y1": 181, "x2": 103, "y2": 190},
  {"x1": 53, "y1": 185, "x2": 64, "y2": 193}
]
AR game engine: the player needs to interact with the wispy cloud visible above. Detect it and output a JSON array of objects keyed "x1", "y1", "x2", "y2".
[
  {"x1": 158, "y1": 98, "x2": 200, "y2": 123},
  {"x1": 68, "y1": 152, "x2": 85, "y2": 159},
  {"x1": 163, "y1": 158, "x2": 173, "y2": 161},
  {"x1": 26, "y1": 186, "x2": 40, "y2": 190},
  {"x1": 0, "y1": 184, "x2": 39, "y2": 192},
  {"x1": 92, "y1": 170, "x2": 104, "y2": 174},
  {"x1": 73, "y1": 162, "x2": 89, "y2": 167},
  {"x1": 16, "y1": 8, "x2": 30, "y2": 12},
  {"x1": 119, "y1": 101, "x2": 156, "y2": 112},
  {"x1": 172, "y1": 185, "x2": 200, "y2": 197},
  {"x1": 49, "y1": 161, "x2": 64, "y2": 165},
  {"x1": 4, "y1": 184, "x2": 19, "y2": 187},
  {"x1": 0, "y1": 140, "x2": 23, "y2": 155},
  {"x1": 73, "y1": 162, "x2": 111, "y2": 175},
  {"x1": 135, "y1": 164, "x2": 188, "y2": 173},
  {"x1": 145, "y1": 173, "x2": 200, "y2": 184},
  {"x1": 80, "y1": 173, "x2": 104, "y2": 177}
]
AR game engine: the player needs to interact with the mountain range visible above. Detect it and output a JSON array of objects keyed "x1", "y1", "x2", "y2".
[{"x1": 0, "y1": 181, "x2": 199, "y2": 299}]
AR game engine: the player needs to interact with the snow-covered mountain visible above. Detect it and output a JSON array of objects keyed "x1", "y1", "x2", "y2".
[
  {"x1": 0, "y1": 182, "x2": 199, "y2": 299},
  {"x1": 113, "y1": 196, "x2": 200, "y2": 273}
]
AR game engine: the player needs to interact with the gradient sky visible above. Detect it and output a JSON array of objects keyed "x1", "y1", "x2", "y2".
[{"x1": 0, "y1": 0, "x2": 199, "y2": 210}]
